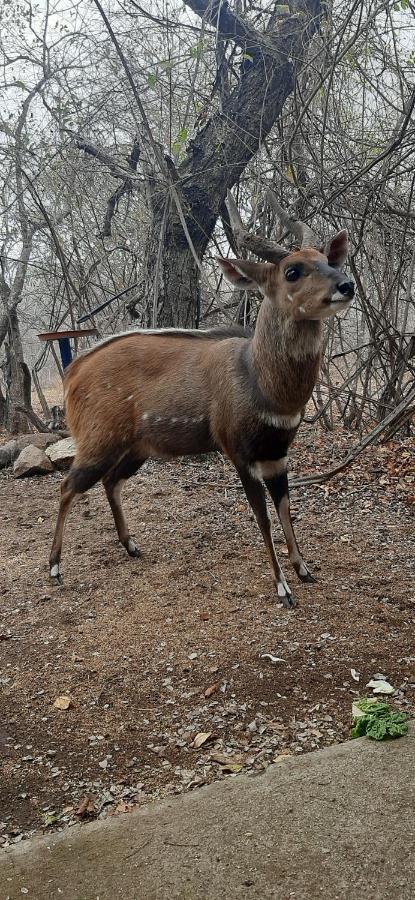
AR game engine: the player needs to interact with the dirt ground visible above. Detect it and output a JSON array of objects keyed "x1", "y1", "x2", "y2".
[{"x1": 1, "y1": 426, "x2": 414, "y2": 846}]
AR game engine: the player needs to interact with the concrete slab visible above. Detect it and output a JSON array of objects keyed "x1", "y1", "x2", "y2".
[{"x1": 1, "y1": 730, "x2": 414, "y2": 900}]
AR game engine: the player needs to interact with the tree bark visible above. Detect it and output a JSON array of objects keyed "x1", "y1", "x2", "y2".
[
  {"x1": 0, "y1": 381, "x2": 5, "y2": 426},
  {"x1": 137, "y1": 0, "x2": 322, "y2": 326},
  {"x1": 3, "y1": 308, "x2": 32, "y2": 433}
]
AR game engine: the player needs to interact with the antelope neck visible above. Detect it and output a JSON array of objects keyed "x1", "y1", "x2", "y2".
[{"x1": 250, "y1": 300, "x2": 322, "y2": 412}]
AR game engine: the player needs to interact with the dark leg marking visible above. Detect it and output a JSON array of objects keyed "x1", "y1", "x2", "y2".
[
  {"x1": 103, "y1": 454, "x2": 145, "y2": 557},
  {"x1": 264, "y1": 472, "x2": 316, "y2": 584},
  {"x1": 236, "y1": 466, "x2": 296, "y2": 609}
]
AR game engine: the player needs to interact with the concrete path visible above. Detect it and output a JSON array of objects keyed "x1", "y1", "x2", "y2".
[{"x1": 1, "y1": 729, "x2": 414, "y2": 900}]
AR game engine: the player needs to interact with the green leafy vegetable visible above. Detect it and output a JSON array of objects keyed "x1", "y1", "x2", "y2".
[{"x1": 351, "y1": 698, "x2": 408, "y2": 741}]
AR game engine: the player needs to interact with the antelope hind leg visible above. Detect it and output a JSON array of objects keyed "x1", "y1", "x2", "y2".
[{"x1": 103, "y1": 454, "x2": 145, "y2": 558}]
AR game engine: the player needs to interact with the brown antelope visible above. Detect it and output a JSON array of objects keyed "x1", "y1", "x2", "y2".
[{"x1": 49, "y1": 191, "x2": 354, "y2": 607}]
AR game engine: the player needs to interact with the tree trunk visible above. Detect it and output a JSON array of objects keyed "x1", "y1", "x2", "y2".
[
  {"x1": 139, "y1": 194, "x2": 200, "y2": 327},
  {"x1": 0, "y1": 382, "x2": 5, "y2": 426},
  {"x1": 135, "y1": 0, "x2": 321, "y2": 326},
  {"x1": 4, "y1": 308, "x2": 32, "y2": 434}
]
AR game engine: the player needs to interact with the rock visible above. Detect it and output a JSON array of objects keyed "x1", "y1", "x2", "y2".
[
  {"x1": 13, "y1": 445, "x2": 54, "y2": 478},
  {"x1": 15, "y1": 433, "x2": 60, "y2": 452},
  {"x1": 46, "y1": 437, "x2": 76, "y2": 469},
  {"x1": 0, "y1": 434, "x2": 61, "y2": 469},
  {"x1": 0, "y1": 440, "x2": 18, "y2": 469}
]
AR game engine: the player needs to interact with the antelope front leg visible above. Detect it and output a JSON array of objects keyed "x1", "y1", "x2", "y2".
[
  {"x1": 236, "y1": 466, "x2": 296, "y2": 608},
  {"x1": 263, "y1": 463, "x2": 316, "y2": 584}
]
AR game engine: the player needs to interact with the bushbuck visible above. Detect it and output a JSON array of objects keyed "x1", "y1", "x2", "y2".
[{"x1": 49, "y1": 191, "x2": 354, "y2": 607}]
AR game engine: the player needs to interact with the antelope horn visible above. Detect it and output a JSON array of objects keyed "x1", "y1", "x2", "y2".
[
  {"x1": 266, "y1": 189, "x2": 321, "y2": 250},
  {"x1": 225, "y1": 191, "x2": 289, "y2": 263}
]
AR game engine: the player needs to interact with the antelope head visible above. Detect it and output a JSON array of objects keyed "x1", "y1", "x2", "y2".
[{"x1": 218, "y1": 191, "x2": 355, "y2": 322}]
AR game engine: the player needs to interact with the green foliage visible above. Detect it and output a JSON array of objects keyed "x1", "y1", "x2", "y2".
[
  {"x1": 147, "y1": 73, "x2": 157, "y2": 89},
  {"x1": 172, "y1": 126, "x2": 188, "y2": 158},
  {"x1": 351, "y1": 699, "x2": 409, "y2": 741},
  {"x1": 190, "y1": 41, "x2": 205, "y2": 60},
  {"x1": 159, "y1": 59, "x2": 174, "y2": 72},
  {"x1": 393, "y1": 0, "x2": 409, "y2": 10}
]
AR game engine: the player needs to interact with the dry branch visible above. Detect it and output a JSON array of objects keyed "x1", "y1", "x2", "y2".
[{"x1": 291, "y1": 386, "x2": 415, "y2": 489}]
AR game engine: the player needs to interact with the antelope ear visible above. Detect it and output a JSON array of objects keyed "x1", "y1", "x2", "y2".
[
  {"x1": 324, "y1": 230, "x2": 349, "y2": 269},
  {"x1": 217, "y1": 257, "x2": 272, "y2": 289}
]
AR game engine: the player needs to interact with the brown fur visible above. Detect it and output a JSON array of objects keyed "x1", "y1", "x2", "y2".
[{"x1": 50, "y1": 242, "x2": 353, "y2": 605}]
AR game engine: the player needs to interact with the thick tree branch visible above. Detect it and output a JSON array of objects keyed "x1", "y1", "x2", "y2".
[{"x1": 176, "y1": 0, "x2": 322, "y2": 253}]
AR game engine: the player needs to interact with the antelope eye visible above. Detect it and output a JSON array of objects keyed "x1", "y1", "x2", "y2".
[{"x1": 285, "y1": 266, "x2": 301, "y2": 282}]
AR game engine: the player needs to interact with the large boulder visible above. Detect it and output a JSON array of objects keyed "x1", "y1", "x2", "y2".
[
  {"x1": 13, "y1": 445, "x2": 54, "y2": 478},
  {"x1": 46, "y1": 437, "x2": 76, "y2": 470}
]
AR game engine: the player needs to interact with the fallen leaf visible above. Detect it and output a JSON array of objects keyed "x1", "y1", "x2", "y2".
[
  {"x1": 210, "y1": 752, "x2": 244, "y2": 766},
  {"x1": 76, "y1": 795, "x2": 96, "y2": 818},
  {"x1": 274, "y1": 752, "x2": 292, "y2": 763},
  {"x1": 192, "y1": 731, "x2": 212, "y2": 749},
  {"x1": 220, "y1": 763, "x2": 243, "y2": 774},
  {"x1": 114, "y1": 800, "x2": 134, "y2": 814},
  {"x1": 42, "y1": 812, "x2": 60, "y2": 827},
  {"x1": 366, "y1": 679, "x2": 395, "y2": 695},
  {"x1": 53, "y1": 695, "x2": 73, "y2": 710},
  {"x1": 204, "y1": 682, "x2": 219, "y2": 698},
  {"x1": 260, "y1": 653, "x2": 285, "y2": 664}
]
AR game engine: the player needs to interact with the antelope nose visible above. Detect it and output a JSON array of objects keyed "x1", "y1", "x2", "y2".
[{"x1": 337, "y1": 279, "x2": 355, "y2": 299}]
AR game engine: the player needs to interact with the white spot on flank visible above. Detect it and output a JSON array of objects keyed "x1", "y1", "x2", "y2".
[
  {"x1": 142, "y1": 412, "x2": 149, "y2": 421},
  {"x1": 298, "y1": 305, "x2": 306, "y2": 314}
]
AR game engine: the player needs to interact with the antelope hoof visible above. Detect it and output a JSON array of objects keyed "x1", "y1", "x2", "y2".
[
  {"x1": 276, "y1": 580, "x2": 297, "y2": 609},
  {"x1": 282, "y1": 592, "x2": 297, "y2": 609},
  {"x1": 126, "y1": 538, "x2": 141, "y2": 558},
  {"x1": 50, "y1": 564, "x2": 63, "y2": 586},
  {"x1": 298, "y1": 570, "x2": 317, "y2": 584}
]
